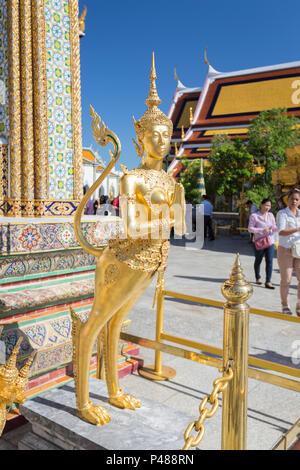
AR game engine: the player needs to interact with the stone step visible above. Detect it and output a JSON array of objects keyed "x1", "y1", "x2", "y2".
[
  {"x1": 18, "y1": 431, "x2": 61, "y2": 450},
  {"x1": 19, "y1": 377, "x2": 194, "y2": 450}
]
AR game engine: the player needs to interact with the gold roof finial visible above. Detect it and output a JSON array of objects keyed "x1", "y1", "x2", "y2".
[
  {"x1": 204, "y1": 46, "x2": 210, "y2": 66},
  {"x1": 174, "y1": 142, "x2": 178, "y2": 156},
  {"x1": 145, "y1": 52, "x2": 161, "y2": 108},
  {"x1": 174, "y1": 63, "x2": 179, "y2": 82},
  {"x1": 189, "y1": 107, "x2": 194, "y2": 125},
  {"x1": 181, "y1": 126, "x2": 185, "y2": 140},
  {"x1": 79, "y1": 5, "x2": 87, "y2": 34}
]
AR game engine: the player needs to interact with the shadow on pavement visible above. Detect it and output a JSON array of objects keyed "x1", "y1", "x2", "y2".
[
  {"x1": 250, "y1": 346, "x2": 300, "y2": 370},
  {"x1": 172, "y1": 234, "x2": 281, "y2": 259},
  {"x1": 174, "y1": 275, "x2": 227, "y2": 284}
]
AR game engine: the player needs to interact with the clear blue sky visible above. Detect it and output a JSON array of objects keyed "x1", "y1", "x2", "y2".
[{"x1": 79, "y1": 0, "x2": 300, "y2": 170}]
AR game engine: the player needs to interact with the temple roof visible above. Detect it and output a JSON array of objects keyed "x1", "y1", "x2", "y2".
[
  {"x1": 173, "y1": 60, "x2": 300, "y2": 159},
  {"x1": 82, "y1": 147, "x2": 122, "y2": 177},
  {"x1": 191, "y1": 60, "x2": 300, "y2": 130},
  {"x1": 83, "y1": 147, "x2": 105, "y2": 168},
  {"x1": 205, "y1": 60, "x2": 300, "y2": 80},
  {"x1": 168, "y1": 80, "x2": 202, "y2": 142}
]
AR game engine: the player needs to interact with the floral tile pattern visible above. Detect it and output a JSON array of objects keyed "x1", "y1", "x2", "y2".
[
  {"x1": 0, "y1": 218, "x2": 121, "y2": 255},
  {"x1": 0, "y1": 250, "x2": 95, "y2": 280},
  {"x1": 0, "y1": 307, "x2": 132, "y2": 376},
  {"x1": 0, "y1": 277, "x2": 94, "y2": 315},
  {"x1": 0, "y1": 307, "x2": 96, "y2": 374}
]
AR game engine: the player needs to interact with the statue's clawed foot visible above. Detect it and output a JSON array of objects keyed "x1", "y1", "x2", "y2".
[
  {"x1": 78, "y1": 401, "x2": 111, "y2": 425},
  {"x1": 109, "y1": 389, "x2": 141, "y2": 410}
]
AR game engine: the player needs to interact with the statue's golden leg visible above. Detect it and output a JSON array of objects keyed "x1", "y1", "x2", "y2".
[
  {"x1": 105, "y1": 275, "x2": 155, "y2": 410},
  {"x1": 73, "y1": 248, "x2": 155, "y2": 425},
  {"x1": 75, "y1": 315, "x2": 111, "y2": 426}
]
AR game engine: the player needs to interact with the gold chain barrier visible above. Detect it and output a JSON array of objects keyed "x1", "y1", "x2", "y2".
[
  {"x1": 119, "y1": 253, "x2": 300, "y2": 449},
  {"x1": 182, "y1": 364, "x2": 233, "y2": 450}
]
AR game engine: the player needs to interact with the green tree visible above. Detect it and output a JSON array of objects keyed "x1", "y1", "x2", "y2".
[
  {"x1": 247, "y1": 107, "x2": 300, "y2": 183},
  {"x1": 207, "y1": 136, "x2": 255, "y2": 210},
  {"x1": 244, "y1": 185, "x2": 276, "y2": 212},
  {"x1": 178, "y1": 157, "x2": 203, "y2": 205}
]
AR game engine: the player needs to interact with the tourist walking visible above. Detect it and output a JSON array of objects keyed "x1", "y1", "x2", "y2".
[
  {"x1": 248, "y1": 198, "x2": 277, "y2": 289},
  {"x1": 93, "y1": 198, "x2": 100, "y2": 215},
  {"x1": 246, "y1": 200, "x2": 258, "y2": 215},
  {"x1": 201, "y1": 194, "x2": 215, "y2": 241},
  {"x1": 246, "y1": 199, "x2": 258, "y2": 243},
  {"x1": 97, "y1": 195, "x2": 111, "y2": 216},
  {"x1": 276, "y1": 188, "x2": 300, "y2": 316}
]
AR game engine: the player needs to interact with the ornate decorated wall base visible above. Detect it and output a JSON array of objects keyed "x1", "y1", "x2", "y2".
[
  {"x1": 0, "y1": 200, "x2": 80, "y2": 217},
  {"x1": 0, "y1": 216, "x2": 139, "y2": 432}
]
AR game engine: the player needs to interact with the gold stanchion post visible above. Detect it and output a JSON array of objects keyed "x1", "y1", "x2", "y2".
[
  {"x1": 221, "y1": 254, "x2": 253, "y2": 450},
  {"x1": 139, "y1": 277, "x2": 176, "y2": 380}
]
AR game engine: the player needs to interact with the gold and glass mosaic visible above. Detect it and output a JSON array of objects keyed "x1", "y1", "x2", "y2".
[{"x1": 0, "y1": 0, "x2": 9, "y2": 138}]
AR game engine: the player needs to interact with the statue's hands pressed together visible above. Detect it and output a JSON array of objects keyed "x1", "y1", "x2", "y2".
[{"x1": 170, "y1": 182, "x2": 186, "y2": 236}]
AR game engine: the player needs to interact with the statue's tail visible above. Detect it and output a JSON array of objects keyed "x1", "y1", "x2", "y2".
[{"x1": 74, "y1": 106, "x2": 121, "y2": 257}]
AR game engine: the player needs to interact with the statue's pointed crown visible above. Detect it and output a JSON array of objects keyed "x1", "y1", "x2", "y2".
[
  {"x1": 18, "y1": 351, "x2": 36, "y2": 379},
  {"x1": 0, "y1": 337, "x2": 22, "y2": 383},
  {"x1": 134, "y1": 52, "x2": 173, "y2": 142}
]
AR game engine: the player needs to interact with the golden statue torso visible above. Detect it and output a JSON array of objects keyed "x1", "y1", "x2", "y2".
[
  {"x1": 131, "y1": 167, "x2": 176, "y2": 211},
  {"x1": 108, "y1": 167, "x2": 176, "y2": 272}
]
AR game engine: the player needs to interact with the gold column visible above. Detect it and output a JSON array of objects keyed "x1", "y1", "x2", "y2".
[
  {"x1": 69, "y1": 0, "x2": 83, "y2": 201},
  {"x1": 139, "y1": 278, "x2": 176, "y2": 381},
  {"x1": 32, "y1": 0, "x2": 49, "y2": 200},
  {"x1": 0, "y1": 142, "x2": 8, "y2": 202},
  {"x1": 20, "y1": 0, "x2": 34, "y2": 202},
  {"x1": 221, "y1": 254, "x2": 253, "y2": 450},
  {"x1": 7, "y1": 0, "x2": 21, "y2": 209}
]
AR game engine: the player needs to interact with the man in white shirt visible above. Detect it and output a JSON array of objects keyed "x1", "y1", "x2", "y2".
[{"x1": 201, "y1": 195, "x2": 215, "y2": 241}]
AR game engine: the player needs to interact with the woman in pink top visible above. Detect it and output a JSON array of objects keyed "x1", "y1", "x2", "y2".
[{"x1": 248, "y1": 198, "x2": 277, "y2": 289}]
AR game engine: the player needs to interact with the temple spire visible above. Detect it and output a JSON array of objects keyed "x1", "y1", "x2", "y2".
[{"x1": 145, "y1": 52, "x2": 161, "y2": 108}]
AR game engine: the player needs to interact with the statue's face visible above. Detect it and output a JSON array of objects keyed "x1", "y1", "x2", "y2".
[{"x1": 142, "y1": 124, "x2": 171, "y2": 160}]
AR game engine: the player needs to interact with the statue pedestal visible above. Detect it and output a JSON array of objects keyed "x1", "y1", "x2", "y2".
[{"x1": 19, "y1": 377, "x2": 193, "y2": 450}]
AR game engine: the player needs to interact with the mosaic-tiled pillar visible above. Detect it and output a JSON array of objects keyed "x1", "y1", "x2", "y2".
[
  {"x1": 0, "y1": 139, "x2": 8, "y2": 201},
  {"x1": 32, "y1": 0, "x2": 49, "y2": 200},
  {"x1": 2, "y1": 0, "x2": 83, "y2": 217},
  {"x1": 69, "y1": 0, "x2": 83, "y2": 201},
  {"x1": 45, "y1": 0, "x2": 82, "y2": 203},
  {"x1": 7, "y1": 0, "x2": 22, "y2": 212},
  {"x1": 20, "y1": 0, "x2": 35, "y2": 201}
]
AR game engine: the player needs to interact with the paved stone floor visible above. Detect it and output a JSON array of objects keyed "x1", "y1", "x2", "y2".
[
  {"x1": 124, "y1": 234, "x2": 300, "y2": 450},
  {"x1": 1, "y1": 234, "x2": 300, "y2": 450}
]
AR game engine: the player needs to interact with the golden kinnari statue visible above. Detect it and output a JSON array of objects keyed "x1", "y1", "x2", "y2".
[
  {"x1": 72, "y1": 53, "x2": 185, "y2": 425},
  {"x1": 0, "y1": 329, "x2": 36, "y2": 436},
  {"x1": 236, "y1": 183, "x2": 248, "y2": 228}
]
